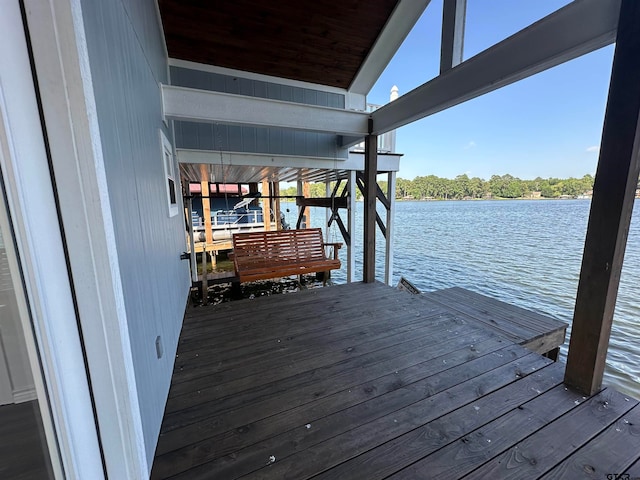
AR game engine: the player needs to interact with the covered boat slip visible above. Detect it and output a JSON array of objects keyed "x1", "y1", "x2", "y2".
[{"x1": 151, "y1": 282, "x2": 639, "y2": 479}]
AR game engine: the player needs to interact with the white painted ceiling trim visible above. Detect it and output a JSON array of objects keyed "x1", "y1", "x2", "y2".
[
  {"x1": 177, "y1": 149, "x2": 400, "y2": 184},
  {"x1": 162, "y1": 84, "x2": 371, "y2": 136}
]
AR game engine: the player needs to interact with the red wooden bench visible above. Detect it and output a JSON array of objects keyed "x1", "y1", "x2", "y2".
[{"x1": 232, "y1": 228, "x2": 342, "y2": 283}]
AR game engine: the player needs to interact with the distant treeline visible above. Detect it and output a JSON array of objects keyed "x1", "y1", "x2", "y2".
[
  {"x1": 281, "y1": 173, "x2": 596, "y2": 200},
  {"x1": 395, "y1": 173, "x2": 595, "y2": 200}
]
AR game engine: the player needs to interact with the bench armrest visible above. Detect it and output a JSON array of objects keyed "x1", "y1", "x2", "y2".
[{"x1": 323, "y1": 242, "x2": 343, "y2": 260}]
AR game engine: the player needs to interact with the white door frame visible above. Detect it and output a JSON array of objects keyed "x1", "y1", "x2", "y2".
[
  {"x1": 0, "y1": 0, "x2": 104, "y2": 478},
  {"x1": 21, "y1": 0, "x2": 149, "y2": 477}
]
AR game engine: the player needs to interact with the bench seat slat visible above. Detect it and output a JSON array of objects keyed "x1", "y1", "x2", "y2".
[{"x1": 232, "y1": 228, "x2": 341, "y2": 283}]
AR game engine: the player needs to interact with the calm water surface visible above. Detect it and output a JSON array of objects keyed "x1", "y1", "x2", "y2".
[{"x1": 297, "y1": 199, "x2": 640, "y2": 398}]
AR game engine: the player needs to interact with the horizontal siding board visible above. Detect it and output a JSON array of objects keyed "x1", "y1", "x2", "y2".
[
  {"x1": 169, "y1": 67, "x2": 346, "y2": 108},
  {"x1": 81, "y1": 0, "x2": 190, "y2": 465}
]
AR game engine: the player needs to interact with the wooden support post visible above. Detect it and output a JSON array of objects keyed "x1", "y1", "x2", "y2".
[
  {"x1": 262, "y1": 180, "x2": 271, "y2": 231},
  {"x1": 347, "y1": 170, "x2": 356, "y2": 283},
  {"x1": 303, "y1": 182, "x2": 311, "y2": 228},
  {"x1": 385, "y1": 171, "x2": 396, "y2": 285},
  {"x1": 440, "y1": 0, "x2": 467, "y2": 73},
  {"x1": 201, "y1": 250, "x2": 208, "y2": 305},
  {"x1": 273, "y1": 182, "x2": 281, "y2": 230},
  {"x1": 296, "y1": 180, "x2": 311, "y2": 229},
  {"x1": 249, "y1": 183, "x2": 259, "y2": 207},
  {"x1": 187, "y1": 196, "x2": 197, "y2": 283},
  {"x1": 325, "y1": 178, "x2": 331, "y2": 243},
  {"x1": 565, "y1": 0, "x2": 640, "y2": 395},
  {"x1": 200, "y1": 165, "x2": 213, "y2": 246},
  {"x1": 363, "y1": 128, "x2": 378, "y2": 283}
]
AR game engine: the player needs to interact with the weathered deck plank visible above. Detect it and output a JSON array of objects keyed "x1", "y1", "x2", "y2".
[
  {"x1": 318, "y1": 365, "x2": 568, "y2": 480},
  {"x1": 387, "y1": 382, "x2": 585, "y2": 479},
  {"x1": 626, "y1": 459, "x2": 640, "y2": 477},
  {"x1": 157, "y1": 319, "x2": 494, "y2": 455},
  {"x1": 162, "y1": 313, "x2": 477, "y2": 426},
  {"x1": 539, "y1": 402, "x2": 640, "y2": 479},
  {"x1": 422, "y1": 286, "x2": 566, "y2": 355},
  {"x1": 240, "y1": 354, "x2": 551, "y2": 480},
  {"x1": 151, "y1": 282, "x2": 638, "y2": 480},
  {"x1": 462, "y1": 388, "x2": 637, "y2": 480},
  {"x1": 155, "y1": 341, "x2": 520, "y2": 478}
]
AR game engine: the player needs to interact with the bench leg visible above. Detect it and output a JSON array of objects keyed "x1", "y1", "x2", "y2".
[{"x1": 231, "y1": 281, "x2": 242, "y2": 300}]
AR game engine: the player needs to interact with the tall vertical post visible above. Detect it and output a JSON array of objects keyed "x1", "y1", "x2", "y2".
[
  {"x1": 384, "y1": 171, "x2": 397, "y2": 285},
  {"x1": 249, "y1": 182, "x2": 259, "y2": 207},
  {"x1": 363, "y1": 122, "x2": 378, "y2": 283},
  {"x1": 200, "y1": 165, "x2": 212, "y2": 302},
  {"x1": 262, "y1": 180, "x2": 271, "y2": 231},
  {"x1": 565, "y1": 0, "x2": 640, "y2": 395},
  {"x1": 347, "y1": 170, "x2": 356, "y2": 283},
  {"x1": 440, "y1": 0, "x2": 467, "y2": 73},
  {"x1": 303, "y1": 182, "x2": 311, "y2": 228},
  {"x1": 187, "y1": 197, "x2": 197, "y2": 283},
  {"x1": 272, "y1": 181, "x2": 281, "y2": 230},
  {"x1": 325, "y1": 177, "x2": 331, "y2": 243},
  {"x1": 200, "y1": 165, "x2": 213, "y2": 246}
]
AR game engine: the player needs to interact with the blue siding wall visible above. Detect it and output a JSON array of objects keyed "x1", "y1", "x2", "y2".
[
  {"x1": 171, "y1": 67, "x2": 348, "y2": 159},
  {"x1": 170, "y1": 66, "x2": 345, "y2": 108},
  {"x1": 79, "y1": 0, "x2": 189, "y2": 465},
  {"x1": 175, "y1": 121, "x2": 345, "y2": 158}
]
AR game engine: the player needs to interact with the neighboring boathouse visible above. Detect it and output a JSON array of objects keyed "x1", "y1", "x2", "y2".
[{"x1": 0, "y1": 0, "x2": 639, "y2": 479}]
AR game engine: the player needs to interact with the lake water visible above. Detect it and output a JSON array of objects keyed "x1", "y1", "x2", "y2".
[{"x1": 290, "y1": 199, "x2": 640, "y2": 398}]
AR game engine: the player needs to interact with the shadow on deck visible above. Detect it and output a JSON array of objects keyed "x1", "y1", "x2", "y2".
[{"x1": 152, "y1": 282, "x2": 640, "y2": 479}]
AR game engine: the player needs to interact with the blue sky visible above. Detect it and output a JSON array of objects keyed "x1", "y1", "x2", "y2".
[{"x1": 367, "y1": 0, "x2": 615, "y2": 181}]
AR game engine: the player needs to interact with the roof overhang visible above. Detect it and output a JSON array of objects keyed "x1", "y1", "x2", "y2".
[{"x1": 158, "y1": 0, "x2": 427, "y2": 93}]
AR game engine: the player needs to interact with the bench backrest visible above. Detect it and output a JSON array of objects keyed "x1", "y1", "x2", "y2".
[{"x1": 232, "y1": 228, "x2": 329, "y2": 273}]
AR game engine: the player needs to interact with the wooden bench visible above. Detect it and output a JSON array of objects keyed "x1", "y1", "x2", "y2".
[{"x1": 232, "y1": 228, "x2": 342, "y2": 283}]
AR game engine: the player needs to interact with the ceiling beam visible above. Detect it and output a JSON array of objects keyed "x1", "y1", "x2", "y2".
[
  {"x1": 162, "y1": 85, "x2": 370, "y2": 136},
  {"x1": 371, "y1": 0, "x2": 621, "y2": 135},
  {"x1": 348, "y1": 0, "x2": 432, "y2": 95},
  {"x1": 176, "y1": 149, "x2": 400, "y2": 173}
]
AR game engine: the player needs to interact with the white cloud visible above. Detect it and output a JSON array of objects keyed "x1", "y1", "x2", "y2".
[
  {"x1": 464, "y1": 141, "x2": 477, "y2": 150},
  {"x1": 586, "y1": 145, "x2": 599, "y2": 152}
]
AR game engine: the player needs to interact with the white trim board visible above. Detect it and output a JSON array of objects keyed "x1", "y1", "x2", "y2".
[
  {"x1": 13, "y1": 386, "x2": 38, "y2": 404},
  {"x1": 177, "y1": 149, "x2": 401, "y2": 173},
  {"x1": 162, "y1": 84, "x2": 370, "y2": 136},
  {"x1": 0, "y1": 1, "x2": 103, "y2": 478},
  {"x1": 23, "y1": 0, "x2": 149, "y2": 477}
]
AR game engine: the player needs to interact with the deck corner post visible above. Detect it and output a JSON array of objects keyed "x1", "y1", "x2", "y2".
[
  {"x1": 347, "y1": 170, "x2": 357, "y2": 282},
  {"x1": 565, "y1": 0, "x2": 640, "y2": 395},
  {"x1": 363, "y1": 124, "x2": 378, "y2": 283},
  {"x1": 384, "y1": 171, "x2": 396, "y2": 285}
]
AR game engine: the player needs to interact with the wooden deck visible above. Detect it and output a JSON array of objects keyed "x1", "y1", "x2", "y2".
[
  {"x1": 0, "y1": 401, "x2": 53, "y2": 479},
  {"x1": 152, "y1": 282, "x2": 640, "y2": 479}
]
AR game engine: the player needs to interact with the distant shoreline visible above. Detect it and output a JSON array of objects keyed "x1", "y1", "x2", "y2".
[{"x1": 395, "y1": 196, "x2": 593, "y2": 202}]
